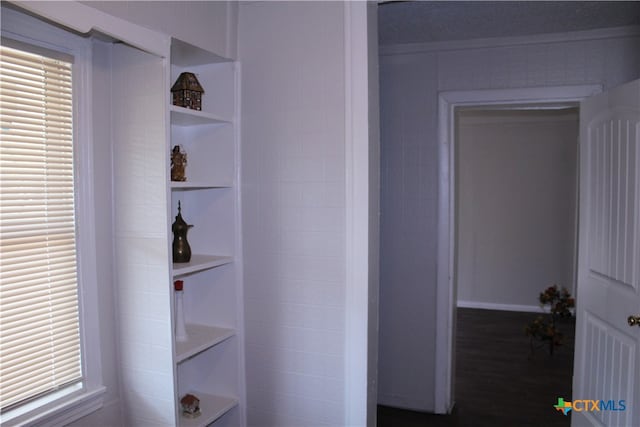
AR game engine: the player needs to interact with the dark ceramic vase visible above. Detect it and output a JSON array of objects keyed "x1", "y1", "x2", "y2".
[{"x1": 172, "y1": 202, "x2": 193, "y2": 263}]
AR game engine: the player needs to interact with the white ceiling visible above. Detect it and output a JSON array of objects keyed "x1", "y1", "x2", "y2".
[{"x1": 378, "y1": 1, "x2": 640, "y2": 45}]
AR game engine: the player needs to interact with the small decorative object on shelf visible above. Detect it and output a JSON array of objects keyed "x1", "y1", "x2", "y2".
[
  {"x1": 171, "y1": 72, "x2": 204, "y2": 111},
  {"x1": 172, "y1": 201, "x2": 193, "y2": 263},
  {"x1": 180, "y1": 393, "x2": 201, "y2": 419},
  {"x1": 525, "y1": 284, "x2": 575, "y2": 356},
  {"x1": 174, "y1": 280, "x2": 188, "y2": 342},
  {"x1": 171, "y1": 145, "x2": 187, "y2": 182}
]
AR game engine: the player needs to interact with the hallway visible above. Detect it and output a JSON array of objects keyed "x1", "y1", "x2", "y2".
[{"x1": 378, "y1": 308, "x2": 575, "y2": 426}]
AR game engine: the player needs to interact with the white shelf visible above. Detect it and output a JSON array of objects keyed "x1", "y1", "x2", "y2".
[
  {"x1": 173, "y1": 254, "x2": 233, "y2": 277},
  {"x1": 171, "y1": 38, "x2": 232, "y2": 66},
  {"x1": 175, "y1": 324, "x2": 235, "y2": 363},
  {"x1": 170, "y1": 105, "x2": 230, "y2": 126},
  {"x1": 178, "y1": 393, "x2": 237, "y2": 427},
  {"x1": 171, "y1": 181, "x2": 232, "y2": 190}
]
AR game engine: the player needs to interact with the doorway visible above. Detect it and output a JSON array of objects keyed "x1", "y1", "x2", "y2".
[
  {"x1": 455, "y1": 106, "x2": 579, "y2": 311},
  {"x1": 453, "y1": 106, "x2": 579, "y2": 423},
  {"x1": 434, "y1": 85, "x2": 601, "y2": 413}
]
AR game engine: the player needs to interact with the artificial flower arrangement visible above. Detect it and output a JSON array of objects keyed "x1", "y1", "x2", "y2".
[{"x1": 525, "y1": 285, "x2": 575, "y2": 355}]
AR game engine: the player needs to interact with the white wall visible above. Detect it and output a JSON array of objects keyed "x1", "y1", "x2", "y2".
[
  {"x1": 378, "y1": 29, "x2": 640, "y2": 412},
  {"x1": 70, "y1": 37, "x2": 173, "y2": 427},
  {"x1": 378, "y1": 49, "x2": 440, "y2": 412},
  {"x1": 456, "y1": 109, "x2": 578, "y2": 309},
  {"x1": 112, "y1": 42, "x2": 174, "y2": 426},
  {"x1": 239, "y1": 2, "x2": 365, "y2": 425},
  {"x1": 240, "y1": 4, "x2": 379, "y2": 425},
  {"x1": 81, "y1": 1, "x2": 237, "y2": 59}
]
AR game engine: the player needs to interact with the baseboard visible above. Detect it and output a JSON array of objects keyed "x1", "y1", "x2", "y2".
[{"x1": 457, "y1": 300, "x2": 543, "y2": 313}]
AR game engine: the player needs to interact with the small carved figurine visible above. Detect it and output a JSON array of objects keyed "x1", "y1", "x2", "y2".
[
  {"x1": 180, "y1": 393, "x2": 201, "y2": 418},
  {"x1": 171, "y1": 145, "x2": 187, "y2": 182}
]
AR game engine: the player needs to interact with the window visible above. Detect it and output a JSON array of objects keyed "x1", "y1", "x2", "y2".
[
  {"x1": 0, "y1": 42, "x2": 83, "y2": 413},
  {"x1": 0, "y1": 7, "x2": 104, "y2": 422}
]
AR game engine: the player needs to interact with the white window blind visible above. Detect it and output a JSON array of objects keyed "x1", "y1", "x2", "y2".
[{"x1": 0, "y1": 43, "x2": 82, "y2": 411}]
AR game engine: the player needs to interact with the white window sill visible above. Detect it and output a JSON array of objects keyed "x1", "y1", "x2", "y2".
[{"x1": 0, "y1": 386, "x2": 106, "y2": 427}]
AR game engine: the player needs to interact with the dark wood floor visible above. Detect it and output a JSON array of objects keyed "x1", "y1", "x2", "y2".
[{"x1": 378, "y1": 308, "x2": 575, "y2": 426}]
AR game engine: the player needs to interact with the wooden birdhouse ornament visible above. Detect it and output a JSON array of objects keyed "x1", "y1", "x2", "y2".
[{"x1": 171, "y1": 72, "x2": 204, "y2": 111}]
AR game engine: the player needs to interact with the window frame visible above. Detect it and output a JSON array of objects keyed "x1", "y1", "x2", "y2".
[{"x1": 1, "y1": 6, "x2": 105, "y2": 426}]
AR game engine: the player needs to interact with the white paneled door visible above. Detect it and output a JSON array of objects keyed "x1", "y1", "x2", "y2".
[{"x1": 572, "y1": 79, "x2": 640, "y2": 427}]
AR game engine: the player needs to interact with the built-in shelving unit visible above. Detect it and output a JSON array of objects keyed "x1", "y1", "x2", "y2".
[{"x1": 169, "y1": 37, "x2": 242, "y2": 427}]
